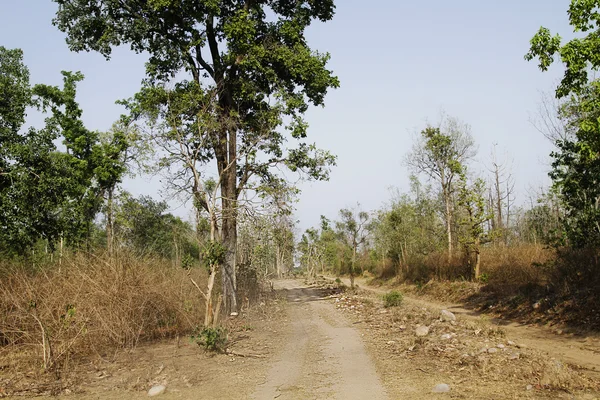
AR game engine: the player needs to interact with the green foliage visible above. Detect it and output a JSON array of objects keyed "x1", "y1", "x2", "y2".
[
  {"x1": 54, "y1": 0, "x2": 338, "y2": 200},
  {"x1": 192, "y1": 326, "x2": 228, "y2": 352},
  {"x1": 382, "y1": 290, "x2": 403, "y2": 308},
  {"x1": 526, "y1": 0, "x2": 600, "y2": 97},
  {"x1": 111, "y1": 192, "x2": 198, "y2": 259},
  {"x1": 0, "y1": 47, "x2": 131, "y2": 255},
  {"x1": 201, "y1": 241, "x2": 227, "y2": 269},
  {"x1": 549, "y1": 81, "x2": 600, "y2": 247},
  {"x1": 371, "y1": 177, "x2": 445, "y2": 273}
]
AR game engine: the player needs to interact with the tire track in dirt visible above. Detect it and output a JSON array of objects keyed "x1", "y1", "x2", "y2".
[{"x1": 252, "y1": 280, "x2": 387, "y2": 400}]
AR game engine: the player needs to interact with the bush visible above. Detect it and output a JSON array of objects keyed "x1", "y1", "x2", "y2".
[
  {"x1": 192, "y1": 326, "x2": 228, "y2": 352},
  {"x1": 383, "y1": 290, "x2": 403, "y2": 307}
]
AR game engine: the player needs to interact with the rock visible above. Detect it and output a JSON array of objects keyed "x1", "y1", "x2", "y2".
[
  {"x1": 440, "y1": 310, "x2": 456, "y2": 322},
  {"x1": 148, "y1": 385, "x2": 166, "y2": 397},
  {"x1": 440, "y1": 334, "x2": 452, "y2": 340},
  {"x1": 496, "y1": 344, "x2": 505, "y2": 349},
  {"x1": 387, "y1": 340, "x2": 396, "y2": 345},
  {"x1": 399, "y1": 325, "x2": 406, "y2": 330},
  {"x1": 378, "y1": 309, "x2": 387, "y2": 314},
  {"x1": 487, "y1": 347, "x2": 498, "y2": 354},
  {"x1": 508, "y1": 353, "x2": 520, "y2": 360},
  {"x1": 230, "y1": 312, "x2": 239, "y2": 317},
  {"x1": 432, "y1": 383, "x2": 451, "y2": 393},
  {"x1": 507, "y1": 340, "x2": 516, "y2": 346},
  {"x1": 415, "y1": 326, "x2": 430, "y2": 337},
  {"x1": 526, "y1": 385, "x2": 533, "y2": 391},
  {"x1": 533, "y1": 302, "x2": 541, "y2": 309}
]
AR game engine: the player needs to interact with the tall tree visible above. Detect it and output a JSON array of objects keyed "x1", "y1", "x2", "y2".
[
  {"x1": 53, "y1": 0, "x2": 339, "y2": 312},
  {"x1": 526, "y1": 1, "x2": 600, "y2": 248},
  {"x1": 457, "y1": 174, "x2": 493, "y2": 281},
  {"x1": 335, "y1": 205, "x2": 369, "y2": 288},
  {"x1": 406, "y1": 116, "x2": 476, "y2": 263},
  {"x1": 526, "y1": 0, "x2": 600, "y2": 98}
]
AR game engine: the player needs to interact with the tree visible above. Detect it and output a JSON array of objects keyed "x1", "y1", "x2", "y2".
[
  {"x1": 53, "y1": 0, "x2": 339, "y2": 313},
  {"x1": 525, "y1": 0, "x2": 600, "y2": 98},
  {"x1": 526, "y1": 3, "x2": 600, "y2": 247},
  {"x1": 371, "y1": 177, "x2": 444, "y2": 278},
  {"x1": 549, "y1": 81, "x2": 600, "y2": 247},
  {"x1": 335, "y1": 205, "x2": 369, "y2": 288},
  {"x1": 1, "y1": 48, "x2": 126, "y2": 256},
  {"x1": 406, "y1": 116, "x2": 476, "y2": 263},
  {"x1": 457, "y1": 174, "x2": 493, "y2": 281},
  {"x1": 487, "y1": 145, "x2": 515, "y2": 244}
]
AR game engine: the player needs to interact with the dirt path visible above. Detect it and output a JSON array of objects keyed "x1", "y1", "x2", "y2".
[
  {"x1": 252, "y1": 279, "x2": 387, "y2": 400},
  {"x1": 340, "y1": 276, "x2": 600, "y2": 375}
]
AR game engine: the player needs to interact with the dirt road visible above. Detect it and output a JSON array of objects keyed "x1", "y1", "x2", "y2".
[{"x1": 252, "y1": 279, "x2": 387, "y2": 400}]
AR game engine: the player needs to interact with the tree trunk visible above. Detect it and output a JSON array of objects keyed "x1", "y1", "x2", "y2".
[
  {"x1": 474, "y1": 237, "x2": 481, "y2": 281},
  {"x1": 443, "y1": 184, "x2": 453, "y2": 278},
  {"x1": 106, "y1": 187, "x2": 114, "y2": 256},
  {"x1": 220, "y1": 142, "x2": 238, "y2": 315}
]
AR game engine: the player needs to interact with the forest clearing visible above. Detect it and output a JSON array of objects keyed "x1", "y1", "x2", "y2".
[{"x1": 2, "y1": 0, "x2": 600, "y2": 399}]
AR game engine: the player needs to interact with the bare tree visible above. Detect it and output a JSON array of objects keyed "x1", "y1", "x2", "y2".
[
  {"x1": 530, "y1": 89, "x2": 577, "y2": 145},
  {"x1": 488, "y1": 144, "x2": 516, "y2": 244}
]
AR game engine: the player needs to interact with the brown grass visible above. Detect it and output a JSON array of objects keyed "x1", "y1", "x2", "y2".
[{"x1": 0, "y1": 252, "x2": 206, "y2": 373}]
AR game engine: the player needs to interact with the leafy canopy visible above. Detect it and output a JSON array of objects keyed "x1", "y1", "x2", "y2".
[{"x1": 526, "y1": 0, "x2": 600, "y2": 97}]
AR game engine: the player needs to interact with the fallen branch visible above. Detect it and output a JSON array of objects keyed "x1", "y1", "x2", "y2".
[{"x1": 225, "y1": 349, "x2": 266, "y2": 358}]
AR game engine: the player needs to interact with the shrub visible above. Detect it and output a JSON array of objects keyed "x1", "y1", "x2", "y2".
[
  {"x1": 383, "y1": 290, "x2": 403, "y2": 307},
  {"x1": 192, "y1": 326, "x2": 228, "y2": 352}
]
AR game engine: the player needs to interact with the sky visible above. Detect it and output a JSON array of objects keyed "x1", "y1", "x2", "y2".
[{"x1": 0, "y1": 0, "x2": 574, "y2": 232}]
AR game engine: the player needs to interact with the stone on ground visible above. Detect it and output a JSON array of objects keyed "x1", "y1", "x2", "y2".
[
  {"x1": 415, "y1": 325, "x2": 429, "y2": 337},
  {"x1": 440, "y1": 310, "x2": 456, "y2": 322},
  {"x1": 148, "y1": 385, "x2": 166, "y2": 397},
  {"x1": 432, "y1": 383, "x2": 451, "y2": 393}
]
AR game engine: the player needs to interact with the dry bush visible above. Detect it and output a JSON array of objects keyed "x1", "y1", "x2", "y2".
[
  {"x1": 0, "y1": 252, "x2": 206, "y2": 372},
  {"x1": 479, "y1": 244, "x2": 552, "y2": 291}
]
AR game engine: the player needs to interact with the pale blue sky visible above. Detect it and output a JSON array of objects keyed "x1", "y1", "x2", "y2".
[{"x1": 1, "y1": 1, "x2": 572, "y2": 231}]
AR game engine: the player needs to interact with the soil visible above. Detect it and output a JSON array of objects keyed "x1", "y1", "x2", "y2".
[
  {"x1": 2, "y1": 278, "x2": 599, "y2": 399},
  {"x1": 345, "y1": 276, "x2": 600, "y2": 375}
]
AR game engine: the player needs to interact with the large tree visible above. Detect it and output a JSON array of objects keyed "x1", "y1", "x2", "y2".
[
  {"x1": 526, "y1": 0, "x2": 600, "y2": 248},
  {"x1": 1, "y1": 47, "x2": 128, "y2": 255},
  {"x1": 526, "y1": 0, "x2": 600, "y2": 98},
  {"x1": 405, "y1": 116, "x2": 476, "y2": 262},
  {"x1": 53, "y1": 0, "x2": 339, "y2": 312}
]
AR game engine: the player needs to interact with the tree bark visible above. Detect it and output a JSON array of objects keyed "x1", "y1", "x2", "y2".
[
  {"x1": 106, "y1": 187, "x2": 114, "y2": 256},
  {"x1": 474, "y1": 237, "x2": 481, "y2": 281},
  {"x1": 220, "y1": 133, "x2": 238, "y2": 314},
  {"x1": 443, "y1": 183, "x2": 453, "y2": 278}
]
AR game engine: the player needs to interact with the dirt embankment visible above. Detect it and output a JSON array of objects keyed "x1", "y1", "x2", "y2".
[{"x1": 339, "y1": 276, "x2": 600, "y2": 376}]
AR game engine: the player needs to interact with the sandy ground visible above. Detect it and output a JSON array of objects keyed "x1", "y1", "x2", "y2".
[{"x1": 252, "y1": 279, "x2": 387, "y2": 400}]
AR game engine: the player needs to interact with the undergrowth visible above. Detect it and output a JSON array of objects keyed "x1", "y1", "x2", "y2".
[{"x1": 0, "y1": 252, "x2": 206, "y2": 372}]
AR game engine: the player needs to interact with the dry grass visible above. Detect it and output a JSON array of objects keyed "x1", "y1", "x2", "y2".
[{"x1": 0, "y1": 252, "x2": 206, "y2": 374}]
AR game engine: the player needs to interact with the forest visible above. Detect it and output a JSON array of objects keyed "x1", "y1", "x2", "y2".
[{"x1": 1, "y1": 0, "x2": 600, "y2": 398}]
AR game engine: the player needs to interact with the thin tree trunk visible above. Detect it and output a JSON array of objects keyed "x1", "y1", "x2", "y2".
[
  {"x1": 107, "y1": 187, "x2": 114, "y2": 256},
  {"x1": 474, "y1": 237, "x2": 481, "y2": 281},
  {"x1": 443, "y1": 184, "x2": 453, "y2": 279}
]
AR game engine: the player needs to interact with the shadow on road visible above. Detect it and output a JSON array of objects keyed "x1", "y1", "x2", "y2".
[{"x1": 277, "y1": 286, "x2": 342, "y2": 303}]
